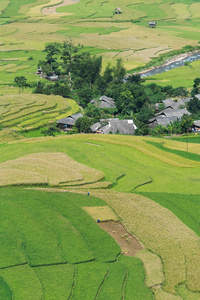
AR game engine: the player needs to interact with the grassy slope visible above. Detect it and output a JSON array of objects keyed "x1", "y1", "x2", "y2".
[{"x1": 0, "y1": 187, "x2": 153, "y2": 299}]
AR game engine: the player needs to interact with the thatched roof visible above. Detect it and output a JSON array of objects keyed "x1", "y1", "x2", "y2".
[
  {"x1": 56, "y1": 113, "x2": 83, "y2": 126},
  {"x1": 91, "y1": 118, "x2": 137, "y2": 135},
  {"x1": 90, "y1": 95, "x2": 116, "y2": 109}
]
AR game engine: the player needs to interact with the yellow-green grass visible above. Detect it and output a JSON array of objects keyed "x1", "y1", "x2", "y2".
[
  {"x1": 92, "y1": 190, "x2": 200, "y2": 294},
  {"x1": 0, "y1": 219, "x2": 27, "y2": 268},
  {"x1": 0, "y1": 94, "x2": 79, "y2": 131},
  {"x1": 1, "y1": 134, "x2": 200, "y2": 194},
  {"x1": 0, "y1": 152, "x2": 104, "y2": 186},
  {"x1": 83, "y1": 206, "x2": 118, "y2": 222},
  {"x1": 178, "y1": 284, "x2": 200, "y2": 299},
  {"x1": 15, "y1": 192, "x2": 95, "y2": 263},
  {"x1": 34, "y1": 264, "x2": 75, "y2": 299},
  {"x1": 98, "y1": 262, "x2": 127, "y2": 300},
  {"x1": 0, "y1": 133, "x2": 200, "y2": 296},
  {"x1": 1, "y1": 0, "x2": 200, "y2": 76},
  {"x1": 171, "y1": 3, "x2": 191, "y2": 20},
  {"x1": 135, "y1": 249, "x2": 164, "y2": 288},
  {"x1": 152, "y1": 286, "x2": 183, "y2": 300}
]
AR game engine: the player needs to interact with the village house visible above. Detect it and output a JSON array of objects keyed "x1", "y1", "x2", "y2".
[
  {"x1": 90, "y1": 95, "x2": 116, "y2": 109},
  {"x1": 149, "y1": 97, "x2": 191, "y2": 128},
  {"x1": 192, "y1": 120, "x2": 200, "y2": 132},
  {"x1": 56, "y1": 113, "x2": 83, "y2": 130},
  {"x1": 149, "y1": 21, "x2": 156, "y2": 28},
  {"x1": 114, "y1": 7, "x2": 122, "y2": 14},
  {"x1": 91, "y1": 118, "x2": 137, "y2": 135}
]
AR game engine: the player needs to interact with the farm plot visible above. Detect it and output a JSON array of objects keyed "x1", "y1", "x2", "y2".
[
  {"x1": 0, "y1": 152, "x2": 105, "y2": 187},
  {"x1": 0, "y1": 188, "x2": 152, "y2": 299},
  {"x1": 0, "y1": 94, "x2": 79, "y2": 131},
  {"x1": 92, "y1": 189, "x2": 200, "y2": 295}
]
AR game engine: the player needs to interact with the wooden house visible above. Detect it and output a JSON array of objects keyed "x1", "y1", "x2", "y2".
[
  {"x1": 114, "y1": 7, "x2": 122, "y2": 14},
  {"x1": 149, "y1": 21, "x2": 156, "y2": 28}
]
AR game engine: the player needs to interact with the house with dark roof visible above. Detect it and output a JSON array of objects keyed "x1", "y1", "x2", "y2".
[
  {"x1": 90, "y1": 96, "x2": 116, "y2": 109},
  {"x1": 56, "y1": 113, "x2": 83, "y2": 130},
  {"x1": 149, "y1": 106, "x2": 191, "y2": 129},
  {"x1": 114, "y1": 7, "x2": 122, "y2": 14},
  {"x1": 149, "y1": 21, "x2": 156, "y2": 28},
  {"x1": 192, "y1": 120, "x2": 200, "y2": 132},
  {"x1": 91, "y1": 118, "x2": 137, "y2": 135}
]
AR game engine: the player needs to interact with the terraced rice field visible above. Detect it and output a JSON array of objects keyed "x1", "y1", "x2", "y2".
[
  {"x1": 0, "y1": 94, "x2": 79, "y2": 131},
  {"x1": 0, "y1": 133, "x2": 200, "y2": 298},
  {"x1": 0, "y1": 188, "x2": 153, "y2": 299},
  {"x1": 1, "y1": 0, "x2": 200, "y2": 83}
]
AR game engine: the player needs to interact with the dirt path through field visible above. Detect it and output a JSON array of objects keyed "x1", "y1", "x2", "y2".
[
  {"x1": 99, "y1": 221, "x2": 143, "y2": 256},
  {"x1": 42, "y1": 0, "x2": 79, "y2": 14}
]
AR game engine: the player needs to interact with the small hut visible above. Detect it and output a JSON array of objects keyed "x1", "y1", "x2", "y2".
[
  {"x1": 149, "y1": 21, "x2": 156, "y2": 28},
  {"x1": 114, "y1": 7, "x2": 122, "y2": 14}
]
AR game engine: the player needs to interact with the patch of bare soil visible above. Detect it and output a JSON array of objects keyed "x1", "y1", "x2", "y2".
[
  {"x1": 99, "y1": 221, "x2": 143, "y2": 256},
  {"x1": 42, "y1": 0, "x2": 79, "y2": 14}
]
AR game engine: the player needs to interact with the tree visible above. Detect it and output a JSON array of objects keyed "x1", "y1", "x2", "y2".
[
  {"x1": 41, "y1": 123, "x2": 60, "y2": 136},
  {"x1": 187, "y1": 96, "x2": 200, "y2": 114},
  {"x1": 191, "y1": 78, "x2": 200, "y2": 96},
  {"x1": 180, "y1": 114, "x2": 193, "y2": 133},
  {"x1": 39, "y1": 42, "x2": 61, "y2": 76},
  {"x1": 113, "y1": 58, "x2": 126, "y2": 81},
  {"x1": 14, "y1": 76, "x2": 28, "y2": 94},
  {"x1": 71, "y1": 52, "x2": 102, "y2": 89},
  {"x1": 74, "y1": 116, "x2": 92, "y2": 133},
  {"x1": 61, "y1": 41, "x2": 82, "y2": 87},
  {"x1": 77, "y1": 88, "x2": 93, "y2": 108}
]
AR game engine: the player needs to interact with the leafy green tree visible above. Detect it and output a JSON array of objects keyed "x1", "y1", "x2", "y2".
[
  {"x1": 188, "y1": 96, "x2": 200, "y2": 114},
  {"x1": 113, "y1": 58, "x2": 126, "y2": 81},
  {"x1": 180, "y1": 114, "x2": 193, "y2": 133},
  {"x1": 75, "y1": 116, "x2": 92, "y2": 133},
  {"x1": 117, "y1": 90, "x2": 134, "y2": 116},
  {"x1": 191, "y1": 78, "x2": 200, "y2": 96},
  {"x1": 39, "y1": 42, "x2": 61, "y2": 76},
  {"x1": 136, "y1": 106, "x2": 154, "y2": 124},
  {"x1": 41, "y1": 123, "x2": 60, "y2": 136},
  {"x1": 14, "y1": 76, "x2": 28, "y2": 94},
  {"x1": 61, "y1": 41, "x2": 82, "y2": 87},
  {"x1": 77, "y1": 88, "x2": 93, "y2": 108},
  {"x1": 71, "y1": 52, "x2": 102, "y2": 89},
  {"x1": 85, "y1": 103, "x2": 101, "y2": 120}
]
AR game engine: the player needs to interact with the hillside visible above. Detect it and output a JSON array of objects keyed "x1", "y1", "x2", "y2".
[
  {"x1": 0, "y1": 133, "x2": 200, "y2": 298},
  {"x1": 0, "y1": 0, "x2": 200, "y2": 299}
]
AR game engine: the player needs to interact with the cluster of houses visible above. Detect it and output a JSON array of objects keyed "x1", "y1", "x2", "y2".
[
  {"x1": 56, "y1": 94, "x2": 200, "y2": 135},
  {"x1": 57, "y1": 96, "x2": 137, "y2": 135}
]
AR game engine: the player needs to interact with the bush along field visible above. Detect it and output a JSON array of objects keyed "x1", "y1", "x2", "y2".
[{"x1": 0, "y1": 133, "x2": 200, "y2": 298}]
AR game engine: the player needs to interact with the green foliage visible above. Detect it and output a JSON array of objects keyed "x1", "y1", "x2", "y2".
[
  {"x1": 188, "y1": 96, "x2": 200, "y2": 114},
  {"x1": 14, "y1": 76, "x2": 28, "y2": 93},
  {"x1": 41, "y1": 123, "x2": 61, "y2": 137},
  {"x1": 75, "y1": 116, "x2": 93, "y2": 133},
  {"x1": 34, "y1": 82, "x2": 70, "y2": 98},
  {"x1": 77, "y1": 88, "x2": 93, "y2": 108}
]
